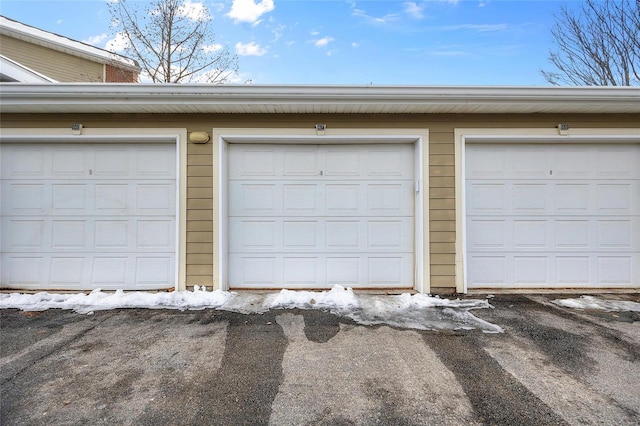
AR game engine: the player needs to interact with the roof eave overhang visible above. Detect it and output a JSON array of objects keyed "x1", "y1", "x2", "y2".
[
  {"x1": 0, "y1": 20, "x2": 140, "y2": 72},
  {"x1": 1, "y1": 84, "x2": 639, "y2": 114}
]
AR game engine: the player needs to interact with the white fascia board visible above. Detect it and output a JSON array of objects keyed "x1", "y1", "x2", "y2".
[
  {"x1": 0, "y1": 16, "x2": 139, "y2": 71},
  {"x1": 0, "y1": 84, "x2": 639, "y2": 114}
]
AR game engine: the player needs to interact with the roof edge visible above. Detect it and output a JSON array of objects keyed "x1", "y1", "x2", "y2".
[
  {"x1": 1, "y1": 83, "x2": 639, "y2": 114},
  {"x1": 0, "y1": 16, "x2": 139, "y2": 71}
]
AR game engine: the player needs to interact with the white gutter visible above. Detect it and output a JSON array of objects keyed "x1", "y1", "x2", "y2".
[{"x1": 1, "y1": 84, "x2": 639, "y2": 114}]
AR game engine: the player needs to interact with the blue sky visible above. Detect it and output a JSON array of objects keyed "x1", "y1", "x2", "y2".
[{"x1": 0, "y1": 0, "x2": 578, "y2": 85}]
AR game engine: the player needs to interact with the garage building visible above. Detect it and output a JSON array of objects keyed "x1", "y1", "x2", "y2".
[{"x1": 1, "y1": 84, "x2": 638, "y2": 293}]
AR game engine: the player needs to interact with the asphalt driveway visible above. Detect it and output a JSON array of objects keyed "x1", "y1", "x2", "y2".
[{"x1": 1, "y1": 293, "x2": 639, "y2": 425}]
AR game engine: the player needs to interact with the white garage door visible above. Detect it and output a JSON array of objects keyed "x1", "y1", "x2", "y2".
[
  {"x1": 0, "y1": 143, "x2": 176, "y2": 290},
  {"x1": 228, "y1": 144, "x2": 414, "y2": 289},
  {"x1": 466, "y1": 143, "x2": 639, "y2": 289}
]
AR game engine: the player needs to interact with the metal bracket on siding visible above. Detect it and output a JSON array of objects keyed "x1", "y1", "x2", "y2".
[{"x1": 415, "y1": 181, "x2": 420, "y2": 193}]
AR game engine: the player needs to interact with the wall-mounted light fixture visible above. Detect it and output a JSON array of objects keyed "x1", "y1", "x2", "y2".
[
  {"x1": 558, "y1": 123, "x2": 570, "y2": 136},
  {"x1": 189, "y1": 131, "x2": 210, "y2": 144},
  {"x1": 71, "y1": 123, "x2": 83, "y2": 135}
]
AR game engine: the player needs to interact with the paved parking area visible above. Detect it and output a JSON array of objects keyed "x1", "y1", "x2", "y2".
[{"x1": 1, "y1": 293, "x2": 639, "y2": 425}]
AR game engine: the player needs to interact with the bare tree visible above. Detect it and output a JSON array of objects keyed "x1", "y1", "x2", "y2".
[
  {"x1": 541, "y1": 0, "x2": 640, "y2": 86},
  {"x1": 109, "y1": 0, "x2": 239, "y2": 83}
]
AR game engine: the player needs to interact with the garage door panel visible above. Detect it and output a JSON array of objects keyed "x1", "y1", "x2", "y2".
[
  {"x1": 598, "y1": 256, "x2": 634, "y2": 284},
  {"x1": 325, "y1": 149, "x2": 360, "y2": 177},
  {"x1": 468, "y1": 256, "x2": 508, "y2": 285},
  {"x1": 467, "y1": 184, "x2": 507, "y2": 214},
  {"x1": 512, "y1": 184, "x2": 548, "y2": 212},
  {"x1": 597, "y1": 220, "x2": 633, "y2": 248},
  {"x1": 555, "y1": 184, "x2": 590, "y2": 213},
  {"x1": 52, "y1": 184, "x2": 87, "y2": 212},
  {"x1": 466, "y1": 146, "x2": 507, "y2": 179},
  {"x1": 229, "y1": 182, "x2": 278, "y2": 215},
  {"x1": 137, "y1": 220, "x2": 175, "y2": 249},
  {"x1": 229, "y1": 255, "x2": 279, "y2": 286},
  {"x1": 50, "y1": 257, "x2": 86, "y2": 287},
  {"x1": 555, "y1": 220, "x2": 590, "y2": 249},
  {"x1": 283, "y1": 257, "x2": 320, "y2": 286},
  {"x1": 94, "y1": 148, "x2": 130, "y2": 177},
  {"x1": 137, "y1": 183, "x2": 175, "y2": 213},
  {"x1": 513, "y1": 220, "x2": 548, "y2": 248},
  {"x1": 597, "y1": 183, "x2": 633, "y2": 212},
  {"x1": 229, "y1": 143, "x2": 414, "y2": 289},
  {"x1": 1, "y1": 146, "x2": 46, "y2": 177},
  {"x1": 513, "y1": 256, "x2": 549, "y2": 284},
  {"x1": 325, "y1": 184, "x2": 360, "y2": 213},
  {"x1": 2, "y1": 256, "x2": 46, "y2": 286},
  {"x1": 283, "y1": 148, "x2": 319, "y2": 177},
  {"x1": 469, "y1": 219, "x2": 507, "y2": 249},
  {"x1": 53, "y1": 149, "x2": 87, "y2": 177},
  {"x1": 136, "y1": 147, "x2": 176, "y2": 178},
  {"x1": 0, "y1": 143, "x2": 176, "y2": 290},
  {"x1": 52, "y1": 220, "x2": 86, "y2": 249},
  {"x1": 229, "y1": 148, "x2": 277, "y2": 178},
  {"x1": 5, "y1": 183, "x2": 46, "y2": 213},
  {"x1": 367, "y1": 183, "x2": 413, "y2": 214},
  {"x1": 283, "y1": 184, "x2": 320, "y2": 213},
  {"x1": 554, "y1": 148, "x2": 591, "y2": 178},
  {"x1": 92, "y1": 257, "x2": 129, "y2": 286},
  {"x1": 326, "y1": 220, "x2": 360, "y2": 249},
  {"x1": 367, "y1": 147, "x2": 413, "y2": 179},
  {"x1": 4, "y1": 219, "x2": 46, "y2": 249},
  {"x1": 135, "y1": 257, "x2": 174, "y2": 285},
  {"x1": 512, "y1": 148, "x2": 549, "y2": 178},
  {"x1": 467, "y1": 143, "x2": 639, "y2": 289},
  {"x1": 283, "y1": 221, "x2": 319, "y2": 249},
  {"x1": 596, "y1": 147, "x2": 638, "y2": 178},
  {"x1": 326, "y1": 257, "x2": 361, "y2": 285}
]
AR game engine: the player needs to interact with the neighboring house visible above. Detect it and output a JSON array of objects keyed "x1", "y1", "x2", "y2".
[
  {"x1": 0, "y1": 16, "x2": 139, "y2": 83},
  {"x1": 0, "y1": 84, "x2": 638, "y2": 294}
]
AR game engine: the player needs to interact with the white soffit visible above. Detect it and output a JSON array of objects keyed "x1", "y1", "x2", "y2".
[{"x1": 0, "y1": 84, "x2": 639, "y2": 114}]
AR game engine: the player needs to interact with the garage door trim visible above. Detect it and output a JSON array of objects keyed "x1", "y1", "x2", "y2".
[
  {"x1": 0, "y1": 127, "x2": 188, "y2": 291},
  {"x1": 214, "y1": 128, "x2": 429, "y2": 293},
  {"x1": 455, "y1": 128, "x2": 640, "y2": 293}
]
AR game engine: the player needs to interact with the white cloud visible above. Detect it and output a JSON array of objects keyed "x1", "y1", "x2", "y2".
[
  {"x1": 314, "y1": 36, "x2": 334, "y2": 48},
  {"x1": 352, "y1": 8, "x2": 400, "y2": 25},
  {"x1": 351, "y1": 42, "x2": 360, "y2": 48},
  {"x1": 202, "y1": 43, "x2": 224, "y2": 52},
  {"x1": 177, "y1": 0, "x2": 209, "y2": 21},
  {"x1": 235, "y1": 41, "x2": 267, "y2": 56},
  {"x1": 271, "y1": 24, "x2": 286, "y2": 42},
  {"x1": 56, "y1": 19, "x2": 62, "y2": 24},
  {"x1": 227, "y1": 0, "x2": 274, "y2": 24},
  {"x1": 105, "y1": 32, "x2": 129, "y2": 53},
  {"x1": 403, "y1": 2, "x2": 424, "y2": 19},
  {"x1": 84, "y1": 33, "x2": 109, "y2": 45}
]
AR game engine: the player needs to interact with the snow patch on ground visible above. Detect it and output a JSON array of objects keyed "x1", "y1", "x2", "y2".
[
  {"x1": 0, "y1": 285, "x2": 503, "y2": 333},
  {"x1": 553, "y1": 295, "x2": 640, "y2": 312}
]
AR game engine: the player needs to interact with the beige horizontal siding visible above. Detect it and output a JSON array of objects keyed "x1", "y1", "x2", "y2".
[
  {"x1": 0, "y1": 36, "x2": 103, "y2": 82},
  {"x1": 186, "y1": 141, "x2": 213, "y2": 287},
  {"x1": 186, "y1": 220, "x2": 213, "y2": 232}
]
